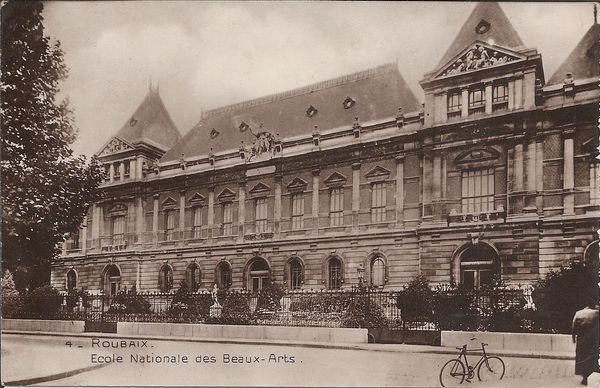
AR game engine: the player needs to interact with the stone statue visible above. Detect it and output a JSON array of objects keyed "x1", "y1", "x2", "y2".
[{"x1": 211, "y1": 284, "x2": 220, "y2": 307}]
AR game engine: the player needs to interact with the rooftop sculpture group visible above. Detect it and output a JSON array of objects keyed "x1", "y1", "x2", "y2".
[{"x1": 443, "y1": 45, "x2": 514, "y2": 77}]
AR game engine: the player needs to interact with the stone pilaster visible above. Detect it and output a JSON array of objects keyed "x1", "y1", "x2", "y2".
[
  {"x1": 395, "y1": 155, "x2": 405, "y2": 227},
  {"x1": 208, "y1": 187, "x2": 215, "y2": 239},
  {"x1": 179, "y1": 190, "x2": 186, "y2": 242},
  {"x1": 312, "y1": 169, "x2": 320, "y2": 234},
  {"x1": 274, "y1": 177, "x2": 282, "y2": 236},
  {"x1": 135, "y1": 195, "x2": 144, "y2": 245},
  {"x1": 351, "y1": 163, "x2": 360, "y2": 231},
  {"x1": 484, "y1": 82, "x2": 493, "y2": 114},
  {"x1": 152, "y1": 194, "x2": 159, "y2": 246},
  {"x1": 563, "y1": 129, "x2": 575, "y2": 215}
]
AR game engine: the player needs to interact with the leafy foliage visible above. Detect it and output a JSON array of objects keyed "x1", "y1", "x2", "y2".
[
  {"x1": 396, "y1": 275, "x2": 435, "y2": 321},
  {"x1": 219, "y1": 291, "x2": 253, "y2": 325},
  {"x1": 255, "y1": 281, "x2": 284, "y2": 313},
  {"x1": 432, "y1": 284, "x2": 478, "y2": 331},
  {"x1": 1, "y1": 1, "x2": 103, "y2": 290},
  {"x1": 108, "y1": 287, "x2": 151, "y2": 314},
  {"x1": 342, "y1": 286, "x2": 388, "y2": 328},
  {"x1": 532, "y1": 261, "x2": 599, "y2": 333},
  {"x1": 167, "y1": 281, "x2": 212, "y2": 320},
  {"x1": 1, "y1": 270, "x2": 23, "y2": 317},
  {"x1": 23, "y1": 285, "x2": 63, "y2": 315}
]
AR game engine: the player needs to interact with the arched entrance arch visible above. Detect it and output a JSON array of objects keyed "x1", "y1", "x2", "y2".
[
  {"x1": 245, "y1": 257, "x2": 271, "y2": 292},
  {"x1": 452, "y1": 242, "x2": 500, "y2": 289},
  {"x1": 102, "y1": 264, "x2": 121, "y2": 296}
]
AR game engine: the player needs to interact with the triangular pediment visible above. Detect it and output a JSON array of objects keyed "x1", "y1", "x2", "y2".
[
  {"x1": 161, "y1": 197, "x2": 177, "y2": 209},
  {"x1": 97, "y1": 136, "x2": 135, "y2": 157},
  {"x1": 249, "y1": 182, "x2": 271, "y2": 197},
  {"x1": 287, "y1": 177, "x2": 308, "y2": 192},
  {"x1": 436, "y1": 42, "x2": 525, "y2": 79},
  {"x1": 365, "y1": 165, "x2": 391, "y2": 180},
  {"x1": 455, "y1": 147, "x2": 501, "y2": 164},
  {"x1": 217, "y1": 188, "x2": 236, "y2": 202},
  {"x1": 189, "y1": 192, "x2": 206, "y2": 204},
  {"x1": 324, "y1": 171, "x2": 348, "y2": 187}
]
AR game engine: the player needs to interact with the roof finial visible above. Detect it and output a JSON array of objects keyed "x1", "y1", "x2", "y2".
[{"x1": 594, "y1": 3, "x2": 597, "y2": 24}]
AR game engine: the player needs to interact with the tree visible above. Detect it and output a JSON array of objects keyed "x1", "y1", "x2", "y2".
[{"x1": 1, "y1": 1, "x2": 103, "y2": 290}]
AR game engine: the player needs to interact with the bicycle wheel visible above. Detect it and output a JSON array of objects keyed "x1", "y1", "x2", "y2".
[
  {"x1": 477, "y1": 356, "x2": 505, "y2": 382},
  {"x1": 439, "y1": 358, "x2": 466, "y2": 387}
]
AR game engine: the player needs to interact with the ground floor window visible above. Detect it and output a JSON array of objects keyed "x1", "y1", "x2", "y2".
[
  {"x1": 370, "y1": 256, "x2": 385, "y2": 287},
  {"x1": 66, "y1": 269, "x2": 77, "y2": 291},
  {"x1": 158, "y1": 265, "x2": 173, "y2": 292},
  {"x1": 328, "y1": 257, "x2": 343, "y2": 289},
  {"x1": 186, "y1": 263, "x2": 201, "y2": 291},
  {"x1": 103, "y1": 265, "x2": 121, "y2": 297},
  {"x1": 248, "y1": 258, "x2": 270, "y2": 293},
  {"x1": 458, "y1": 243, "x2": 500, "y2": 289},
  {"x1": 288, "y1": 258, "x2": 303, "y2": 289},
  {"x1": 216, "y1": 262, "x2": 232, "y2": 289}
]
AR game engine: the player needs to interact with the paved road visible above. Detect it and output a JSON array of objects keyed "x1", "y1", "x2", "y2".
[{"x1": 2, "y1": 334, "x2": 578, "y2": 387}]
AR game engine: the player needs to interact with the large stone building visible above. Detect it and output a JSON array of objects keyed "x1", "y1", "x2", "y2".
[{"x1": 52, "y1": 3, "x2": 599, "y2": 296}]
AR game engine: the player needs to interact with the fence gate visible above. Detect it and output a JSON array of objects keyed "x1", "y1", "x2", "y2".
[{"x1": 83, "y1": 295, "x2": 117, "y2": 333}]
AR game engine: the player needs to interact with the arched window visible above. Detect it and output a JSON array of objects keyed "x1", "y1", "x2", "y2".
[
  {"x1": 158, "y1": 265, "x2": 173, "y2": 292},
  {"x1": 328, "y1": 257, "x2": 343, "y2": 289},
  {"x1": 186, "y1": 263, "x2": 201, "y2": 291},
  {"x1": 247, "y1": 258, "x2": 270, "y2": 293},
  {"x1": 288, "y1": 258, "x2": 303, "y2": 290},
  {"x1": 66, "y1": 269, "x2": 77, "y2": 292},
  {"x1": 103, "y1": 264, "x2": 121, "y2": 297},
  {"x1": 370, "y1": 257, "x2": 386, "y2": 287},
  {"x1": 216, "y1": 261, "x2": 232, "y2": 289},
  {"x1": 456, "y1": 243, "x2": 500, "y2": 289}
]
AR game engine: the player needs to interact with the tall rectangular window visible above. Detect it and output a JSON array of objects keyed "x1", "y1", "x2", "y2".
[
  {"x1": 193, "y1": 206, "x2": 202, "y2": 239},
  {"x1": 113, "y1": 162, "x2": 121, "y2": 181},
  {"x1": 468, "y1": 87, "x2": 485, "y2": 115},
  {"x1": 164, "y1": 210, "x2": 175, "y2": 241},
  {"x1": 123, "y1": 160, "x2": 131, "y2": 178},
  {"x1": 329, "y1": 188, "x2": 344, "y2": 226},
  {"x1": 255, "y1": 198, "x2": 268, "y2": 233},
  {"x1": 112, "y1": 215, "x2": 125, "y2": 245},
  {"x1": 291, "y1": 193, "x2": 304, "y2": 230},
  {"x1": 447, "y1": 91, "x2": 462, "y2": 119},
  {"x1": 492, "y1": 81, "x2": 509, "y2": 111},
  {"x1": 461, "y1": 168, "x2": 495, "y2": 213},
  {"x1": 222, "y1": 202, "x2": 232, "y2": 236},
  {"x1": 371, "y1": 182, "x2": 386, "y2": 222}
]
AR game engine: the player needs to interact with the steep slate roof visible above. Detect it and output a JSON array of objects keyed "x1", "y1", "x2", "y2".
[
  {"x1": 548, "y1": 23, "x2": 599, "y2": 85},
  {"x1": 435, "y1": 2, "x2": 525, "y2": 71},
  {"x1": 114, "y1": 87, "x2": 182, "y2": 151},
  {"x1": 161, "y1": 63, "x2": 420, "y2": 162}
]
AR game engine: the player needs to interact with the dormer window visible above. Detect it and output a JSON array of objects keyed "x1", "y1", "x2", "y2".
[
  {"x1": 468, "y1": 87, "x2": 485, "y2": 115},
  {"x1": 492, "y1": 81, "x2": 509, "y2": 112},
  {"x1": 447, "y1": 91, "x2": 462, "y2": 119}
]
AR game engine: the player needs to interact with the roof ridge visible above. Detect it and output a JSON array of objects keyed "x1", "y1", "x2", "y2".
[{"x1": 203, "y1": 63, "x2": 398, "y2": 119}]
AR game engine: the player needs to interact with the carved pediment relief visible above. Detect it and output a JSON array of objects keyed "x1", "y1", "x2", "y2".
[
  {"x1": 189, "y1": 192, "x2": 206, "y2": 204},
  {"x1": 108, "y1": 203, "x2": 128, "y2": 215},
  {"x1": 98, "y1": 136, "x2": 134, "y2": 157},
  {"x1": 287, "y1": 177, "x2": 308, "y2": 192},
  {"x1": 249, "y1": 182, "x2": 271, "y2": 197},
  {"x1": 217, "y1": 188, "x2": 236, "y2": 202},
  {"x1": 455, "y1": 147, "x2": 501, "y2": 165},
  {"x1": 161, "y1": 197, "x2": 177, "y2": 209},
  {"x1": 437, "y1": 42, "x2": 524, "y2": 79},
  {"x1": 324, "y1": 172, "x2": 348, "y2": 187},
  {"x1": 365, "y1": 166, "x2": 391, "y2": 181}
]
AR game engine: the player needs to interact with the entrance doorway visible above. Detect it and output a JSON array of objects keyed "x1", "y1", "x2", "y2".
[
  {"x1": 456, "y1": 243, "x2": 500, "y2": 289},
  {"x1": 248, "y1": 258, "x2": 270, "y2": 292},
  {"x1": 103, "y1": 265, "x2": 121, "y2": 296}
]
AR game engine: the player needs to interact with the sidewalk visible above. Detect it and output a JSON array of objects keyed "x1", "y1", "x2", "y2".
[{"x1": 2, "y1": 329, "x2": 575, "y2": 360}]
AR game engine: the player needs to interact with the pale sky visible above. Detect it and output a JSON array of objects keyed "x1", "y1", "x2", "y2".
[{"x1": 42, "y1": 1, "x2": 594, "y2": 158}]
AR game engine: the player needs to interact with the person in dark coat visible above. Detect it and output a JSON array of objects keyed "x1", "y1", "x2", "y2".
[{"x1": 572, "y1": 304, "x2": 600, "y2": 385}]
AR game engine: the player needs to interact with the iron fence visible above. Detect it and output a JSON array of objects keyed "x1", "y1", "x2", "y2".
[{"x1": 2, "y1": 285, "x2": 534, "y2": 331}]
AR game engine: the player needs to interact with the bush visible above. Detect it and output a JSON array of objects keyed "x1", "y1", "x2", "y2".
[
  {"x1": 397, "y1": 275, "x2": 435, "y2": 322},
  {"x1": 290, "y1": 291, "x2": 353, "y2": 314},
  {"x1": 108, "y1": 286, "x2": 151, "y2": 314},
  {"x1": 532, "y1": 261, "x2": 599, "y2": 334},
  {"x1": 1, "y1": 270, "x2": 23, "y2": 317},
  {"x1": 167, "y1": 281, "x2": 212, "y2": 320},
  {"x1": 342, "y1": 286, "x2": 387, "y2": 328},
  {"x1": 218, "y1": 291, "x2": 253, "y2": 325},
  {"x1": 432, "y1": 284, "x2": 478, "y2": 331},
  {"x1": 475, "y1": 277, "x2": 529, "y2": 332},
  {"x1": 255, "y1": 282, "x2": 284, "y2": 314},
  {"x1": 23, "y1": 285, "x2": 63, "y2": 315}
]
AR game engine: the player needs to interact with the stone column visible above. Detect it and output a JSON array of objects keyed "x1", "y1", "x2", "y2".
[
  {"x1": 208, "y1": 187, "x2": 215, "y2": 239},
  {"x1": 136, "y1": 258, "x2": 142, "y2": 291},
  {"x1": 422, "y1": 149, "x2": 433, "y2": 219},
  {"x1": 152, "y1": 194, "x2": 159, "y2": 246},
  {"x1": 511, "y1": 141, "x2": 524, "y2": 214},
  {"x1": 508, "y1": 80, "x2": 515, "y2": 110},
  {"x1": 109, "y1": 163, "x2": 114, "y2": 182},
  {"x1": 484, "y1": 82, "x2": 493, "y2": 114},
  {"x1": 91, "y1": 204, "x2": 100, "y2": 249},
  {"x1": 312, "y1": 169, "x2": 320, "y2": 233},
  {"x1": 98, "y1": 205, "x2": 105, "y2": 246},
  {"x1": 81, "y1": 215, "x2": 87, "y2": 254},
  {"x1": 525, "y1": 136, "x2": 537, "y2": 210},
  {"x1": 461, "y1": 89, "x2": 469, "y2": 118},
  {"x1": 179, "y1": 190, "x2": 186, "y2": 242},
  {"x1": 535, "y1": 135, "x2": 545, "y2": 212},
  {"x1": 395, "y1": 155, "x2": 405, "y2": 227},
  {"x1": 238, "y1": 183, "x2": 246, "y2": 241},
  {"x1": 351, "y1": 163, "x2": 360, "y2": 230},
  {"x1": 274, "y1": 177, "x2": 282, "y2": 236},
  {"x1": 563, "y1": 129, "x2": 575, "y2": 215},
  {"x1": 136, "y1": 156, "x2": 144, "y2": 179},
  {"x1": 592, "y1": 162, "x2": 600, "y2": 206},
  {"x1": 129, "y1": 159, "x2": 136, "y2": 180},
  {"x1": 135, "y1": 196, "x2": 144, "y2": 245}
]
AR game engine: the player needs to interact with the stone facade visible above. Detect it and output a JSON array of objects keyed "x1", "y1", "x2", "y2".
[{"x1": 52, "y1": 3, "x2": 599, "y2": 295}]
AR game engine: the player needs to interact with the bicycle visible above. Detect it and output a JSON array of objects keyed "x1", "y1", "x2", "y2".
[{"x1": 439, "y1": 339, "x2": 505, "y2": 387}]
